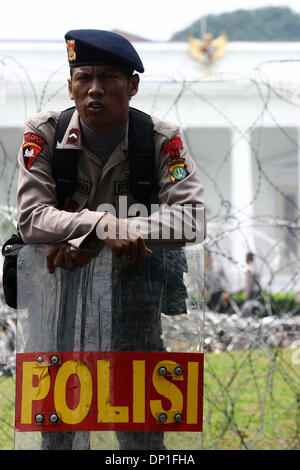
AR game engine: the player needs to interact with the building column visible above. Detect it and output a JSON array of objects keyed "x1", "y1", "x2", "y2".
[
  {"x1": 298, "y1": 129, "x2": 300, "y2": 211},
  {"x1": 230, "y1": 128, "x2": 255, "y2": 289},
  {"x1": 298, "y1": 129, "x2": 300, "y2": 260}
]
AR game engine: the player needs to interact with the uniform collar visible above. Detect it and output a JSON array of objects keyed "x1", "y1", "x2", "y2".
[{"x1": 57, "y1": 108, "x2": 129, "y2": 152}]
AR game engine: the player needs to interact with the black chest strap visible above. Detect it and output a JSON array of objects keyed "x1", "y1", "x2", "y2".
[
  {"x1": 128, "y1": 107, "x2": 156, "y2": 207},
  {"x1": 52, "y1": 106, "x2": 79, "y2": 209}
]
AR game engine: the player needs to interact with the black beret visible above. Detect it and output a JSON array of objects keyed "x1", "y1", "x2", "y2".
[{"x1": 64, "y1": 29, "x2": 144, "y2": 73}]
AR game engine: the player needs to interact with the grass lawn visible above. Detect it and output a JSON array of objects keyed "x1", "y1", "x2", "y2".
[
  {"x1": 202, "y1": 347, "x2": 300, "y2": 450},
  {"x1": 0, "y1": 375, "x2": 15, "y2": 450},
  {"x1": 1, "y1": 347, "x2": 300, "y2": 450}
]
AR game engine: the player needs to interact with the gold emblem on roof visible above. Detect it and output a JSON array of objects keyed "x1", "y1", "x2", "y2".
[{"x1": 188, "y1": 33, "x2": 227, "y2": 66}]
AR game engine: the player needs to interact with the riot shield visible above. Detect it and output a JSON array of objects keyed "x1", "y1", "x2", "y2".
[{"x1": 14, "y1": 243, "x2": 204, "y2": 450}]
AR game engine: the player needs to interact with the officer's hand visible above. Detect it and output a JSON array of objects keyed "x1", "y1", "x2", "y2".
[
  {"x1": 103, "y1": 235, "x2": 151, "y2": 263},
  {"x1": 96, "y1": 213, "x2": 152, "y2": 263},
  {"x1": 46, "y1": 242, "x2": 98, "y2": 273}
]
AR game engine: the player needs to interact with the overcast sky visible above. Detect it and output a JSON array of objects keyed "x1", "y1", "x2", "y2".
[{"x1": 1, "y1": 0, "x2": 300, "y2": 41}]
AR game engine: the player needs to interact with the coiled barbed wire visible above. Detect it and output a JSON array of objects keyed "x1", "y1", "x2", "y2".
[{"x1": 0, "y1": 54, "x2": 299, "y2": 450}]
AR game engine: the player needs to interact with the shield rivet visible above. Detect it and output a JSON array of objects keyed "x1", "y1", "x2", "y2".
[
  {"x1": 158, "y1": 413, "x2": 167, "y2": 423},
  {"x1": 50, "y1": 355, "x2": 59, "y2": 365},
  {"x1": 50, "y1": 413, "x2": 59, "y2": 423},
  {"x1": 158, "y1": 366, "x2": 167, "y2": 376},
  {"x1": 35, "y1": 414, "x2": 44, "y2": 423},
  {"x1": 174, "y1": 366, "x2": 183, "y2": 376},
  {"x1": 175, "y1": 413, "x2": 183, "y2": 422}
]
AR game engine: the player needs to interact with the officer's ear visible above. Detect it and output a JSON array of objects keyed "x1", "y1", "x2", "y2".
[
  {"x1": 128, "y1": 74, "x2": 139, "y2": 99},
  {"x1": 68, "y1": 77, "x2": 74, "y2": 100}
]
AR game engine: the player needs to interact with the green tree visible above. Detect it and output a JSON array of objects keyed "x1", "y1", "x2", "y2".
[{"x1": 171, "y1": 7, "x2": 300, "y2": 41}]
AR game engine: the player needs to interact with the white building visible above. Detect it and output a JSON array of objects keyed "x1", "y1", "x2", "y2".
[{"x1": 0, "y1": 39, "x2": 299, "y2": 292}]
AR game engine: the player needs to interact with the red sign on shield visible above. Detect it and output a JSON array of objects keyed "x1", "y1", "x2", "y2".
[{"x1": 15, "y1": 351, "x2": 203, "y2": 432}]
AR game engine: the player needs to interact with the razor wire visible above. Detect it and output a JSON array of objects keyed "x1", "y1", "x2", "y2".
[{"x1": 0, "y1": 53, "x2": 300, "y2": 450}]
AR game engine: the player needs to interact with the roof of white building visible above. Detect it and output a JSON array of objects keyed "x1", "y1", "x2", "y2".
[{"x1": 1, "y1": 39, "x2": 300, "y2": 84}]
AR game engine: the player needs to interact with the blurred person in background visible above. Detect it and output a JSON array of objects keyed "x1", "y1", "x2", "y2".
[{"x1": 204, "y1": 250, "x2": 229, "y2": 313}]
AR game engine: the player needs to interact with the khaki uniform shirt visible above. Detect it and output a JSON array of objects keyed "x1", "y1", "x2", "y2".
[{"x1": 17, "y1": 109, "x2": 205, "y2": 249}]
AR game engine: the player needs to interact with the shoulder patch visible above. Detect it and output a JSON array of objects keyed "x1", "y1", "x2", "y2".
[
  {"x1": 23, "y1": 133, "x2": 46, "y2": 170},
  {"x1": 167, "y1": 159, "x2": 189, "y2": 183},
  {"x1": 161, "y1": 136, "x2": 183, "y2": 159},
  {"x1": 24, "y1": 132, "x2": 47, "y2": 146}
]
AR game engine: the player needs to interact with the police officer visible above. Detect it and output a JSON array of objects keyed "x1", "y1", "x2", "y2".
[{"x1": 16, "y1": 30, "x2": 206, "y2": 450}]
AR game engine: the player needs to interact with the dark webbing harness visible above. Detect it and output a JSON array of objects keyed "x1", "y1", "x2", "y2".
[{"x1": 53, "y1": 106, "x2": 157, "y2": 211}]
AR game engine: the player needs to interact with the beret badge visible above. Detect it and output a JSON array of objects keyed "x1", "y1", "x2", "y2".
[{"x1": 67, "y1": 40, "x2": 76, "y2": 62}]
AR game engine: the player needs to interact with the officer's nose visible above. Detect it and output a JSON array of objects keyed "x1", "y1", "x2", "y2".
[{"x1": 88, "y1": 79, "x2": 104, "y2": 97}]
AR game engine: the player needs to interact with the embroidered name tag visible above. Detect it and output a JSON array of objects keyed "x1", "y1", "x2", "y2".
[
  {"x1": 77, "y1": 179, "x2": 92, "y2": 195},
  {"x1": 114, "y1": 180, "x2": 130, "y2": 195}
]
